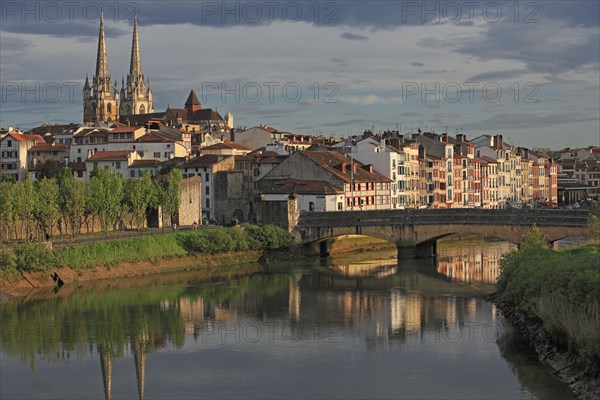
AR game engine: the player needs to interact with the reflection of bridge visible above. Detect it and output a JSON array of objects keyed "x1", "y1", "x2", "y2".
[{"x1": 292, "y1": 209, "x2": 589, "y2": 257}]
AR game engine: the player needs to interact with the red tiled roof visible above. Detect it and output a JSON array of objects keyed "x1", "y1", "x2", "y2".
[
  {"x1": 5, "y1": 133, "x2": 45, "y2": 142},
  {"x1": 183, "y1": 154, "x2": 231, "y2": 168},
  {"x1": 264, "y1": 179, "x2": 343, "y2": 195},
  {"x1": 28, "y1": 144, "x2": 69, "y2": 152},
  {"x1": 136, "y1": 131, "x2": 177, "y2": 143},
  {"x1": 110, "y1": 126, "x2": 143, "y2": 133},
  {"x1": 299, "y1": 151, "x2": 392, "y2": 183},
  {"x1": 203, "y1": 141, "x2": 251, "y2": 151},
  {"x1": 87, "y1": 150, "x2": 133, "y2": 161},
  {"x1": 68, "y1": 162, "x2": 87, "y2": 171},
  {"x1": 129, "y1": 159, "x2": 161, "y2": 168}
]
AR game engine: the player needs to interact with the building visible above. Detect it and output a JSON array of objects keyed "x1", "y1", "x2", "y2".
[
  {"x1": 259, "y1": 151, "x2": 393, "y2": 210},
  {"x1": 232, "y1": 125, "x2": 283, "y2": 151},
  {"x1": 86, "y1": 150, "x2": 141, "y2": 178},
  {"x1": 27, "y1": 143, "x2": 70, "y2": 180},
  {"x1": 182, "y1": 155, "x2": 235, "y2": 220},
  {"x1": 262, "y1": 179, "x2": 344, "y2": 212},
  {"x1": 200, "y1": 141, "x2": 251, "y2": 156},
  {"x1": 0, "y1": 132, "x2": 45, "y2": 181}
]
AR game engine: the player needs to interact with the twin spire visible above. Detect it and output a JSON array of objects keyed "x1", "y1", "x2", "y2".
[{"x1": 84, "y1": 12, "x2": 153, "y2": 122}]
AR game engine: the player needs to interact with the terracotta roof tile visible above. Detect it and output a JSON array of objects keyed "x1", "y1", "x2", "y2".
[{"x1": 87, "y1": 150, "x2": 133, "y2": 161}]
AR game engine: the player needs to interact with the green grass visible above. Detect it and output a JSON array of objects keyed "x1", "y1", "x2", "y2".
[
  {"x1": 497, "y1": 244, "x2": 600, "y2": 377},
  {"x1": 0, "y1": 225, "x2": 292, "y2": 277}
]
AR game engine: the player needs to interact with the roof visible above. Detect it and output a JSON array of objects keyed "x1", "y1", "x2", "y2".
[
  {"x1": 28, "y1": 144, "x2": 69, "y2": 152},
  {"x1": 263, "y1": 179, "x2": 343, "y2": 195},
  {"x1": 26, "y1": 123, "x2": 79, "y2": 135},
  {"x1": 183, "y1": 154, "x2": 232, "y2": 168},
  {"x1": 110, "y1": 126, "x2": 143, "y2": 133},
  {"x1": 299, "y1": 151, "x2": 392, "y2": 183},
  {"x1": 202, "y1": 141, "x2": 251, "y2": 151},
  {"x1": 129, "y1": 159, "x2": 161, "y2": 168},
  {"x1": 136, "y1": 131, "x2": 177, "y2": 143},
  {"x1": 185, "y1": 90, "x2": 201, "y2": 107},
  {"x1": 87, "y1": 150, "x2": 133, "y2": 161},
  {"x1": 478, "y1": 156, "x2": 498, "y2": 164},
  {"x1": 4, "y1": 133, "x2": 45, "y2": 143},
  {"x1": 119, "y1": 112, "x2": 166, "y2": 126}
]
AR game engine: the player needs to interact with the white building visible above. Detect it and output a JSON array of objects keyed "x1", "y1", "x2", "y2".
[{"x1": 0, "y1": 132, "x2": 45, "y2": 181}]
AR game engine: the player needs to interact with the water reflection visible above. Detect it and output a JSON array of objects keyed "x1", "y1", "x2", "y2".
[
  {"x1": 0, "y1": 246, "x2": 574, "y2": 400},
  {"x1": 436, "y1": 237, "x2": 517, "y2": 283}
]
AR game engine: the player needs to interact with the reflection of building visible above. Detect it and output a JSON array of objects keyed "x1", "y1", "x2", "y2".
[
  {"x1": 437, "y1": 239, "x2": 516, "y2": 283},
  {"x1": 390, "y1": 290, "x2": 421, "y2": 334}
]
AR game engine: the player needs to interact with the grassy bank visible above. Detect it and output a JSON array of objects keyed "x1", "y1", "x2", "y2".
[
  {"x1": 0, "y1": 224, "x2": 292, "y2": 282},
  {"x1": 496, "y1": 244, "x2": 600, "y2": 377}
]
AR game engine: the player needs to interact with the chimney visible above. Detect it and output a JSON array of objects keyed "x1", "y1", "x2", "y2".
[
  {"x1": 342, "y1": 162, "x2": 348, "y2": 173},
  {"x1": 456, "y1": 133, "x2": 465, "y2": 142},
  {"x1": 418, "y1": 144, "x2": 425, "y2": 158},
  {"x1": 353, "y1": 162, "x2": 358, "y2": 173},
  {"x1": 441, "y1": 133, "x2": 448, "y2": 143},
  {"x1": 496, "y1": 134, "x2": 504, "y2": 149},
  {"x1": 369, "y1": 164, "x2": 374, "y2": 173}
]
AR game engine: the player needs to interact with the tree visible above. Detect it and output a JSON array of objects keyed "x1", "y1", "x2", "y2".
[
  {"x1": 588, "y1": 203, "x2": 600, "y2": 242},
  {"x1": 38, "y1": 160, "x2": 65, "y2": 180},
  {"x1": 522, "y1": 224, "x2": 548, "y2": 249},
  {"x1": 33, "y1": 178, "x2": 60, "y2": 238},
  {"x1": 58, "y1": 168, "x2": 86, "y2": 239},
  {"x1": 161, "y1": 168, "x2": 182, "y2": 226},
  {"x1": 124, "y1": 172, "x2": 158, "y2": 230},
  {"x1": 89, "y1": 169, "x2": 123, "y2": 234},
  {"x1": 0, "y1": 181, "x2": 16, "y2": 242}
]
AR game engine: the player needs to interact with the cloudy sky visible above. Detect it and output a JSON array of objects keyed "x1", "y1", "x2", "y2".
[{"x1": 1, "y1": 1, "x2": 598, "y2": 148}]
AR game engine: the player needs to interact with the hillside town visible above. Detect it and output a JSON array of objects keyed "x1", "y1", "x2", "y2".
[{"x1": 1, "y1": 13, "x2": 597, "y2": 227}]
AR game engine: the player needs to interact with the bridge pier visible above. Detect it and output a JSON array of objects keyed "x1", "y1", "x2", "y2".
[
  {"x1": 416, "y1": 241, "x2": 437, "y2": 258},
  {"x1": 397, "y1": 240, "x2": 417, "y2": 258}
]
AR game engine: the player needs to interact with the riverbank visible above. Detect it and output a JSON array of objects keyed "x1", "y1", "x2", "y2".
[
  {"x1": 493, "y1": 244, "x2": 600, "y2": 399},
  {"x1": 0, "y1": 225, "x2": 292, "y2": 297}
]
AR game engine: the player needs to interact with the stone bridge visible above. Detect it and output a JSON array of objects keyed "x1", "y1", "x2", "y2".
[{"x1": 291, "y1": 209, "x2": 589, "y2": 257}]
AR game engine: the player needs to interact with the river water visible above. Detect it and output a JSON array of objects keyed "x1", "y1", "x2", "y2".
[{"x1": 0, "y1": 238, "x2": 576, "y2": 399}]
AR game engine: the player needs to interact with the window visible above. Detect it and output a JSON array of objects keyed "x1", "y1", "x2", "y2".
[
  {"x1": 205, "y1": 186, "x2": 210, "y2": 195},
  {"x1": 164, "y1": 152, "x2": 169, "y2": 158},
  {"x1": 78, "y1": 148, "x2": 81, "y2": 153},
  {"x1": 309, "y1": 202, "x2": 315, "y2": 211},
  {"x1": 154, "y1": 152, "x2": 160, "y2": 158},
  {"x1": 7, "y1": 141, "x2": 12, "y2": 147},
  {"x1": 115, "y1": 161, "x2": 121, "y2": 169},
  {"x1": 130, "y1": 170, "x2": 135, "y2": 178},
  {"x1": 206, "y1": 198, "x2": 210, "y2": 208},
  {"x1": 337, "y1": 202, "x2": 343, "y2": 210},
  {"x1": 205, "y1": 173, "x2": 209, "y2": 182}
]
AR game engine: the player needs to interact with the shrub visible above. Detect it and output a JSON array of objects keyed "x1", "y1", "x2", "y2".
[
  {"x1": 13, "y1": 243, "x2": 58, "y2": 271},
  {"x1": 0, "y1": 248, "x2": 17, "y2": 271}
]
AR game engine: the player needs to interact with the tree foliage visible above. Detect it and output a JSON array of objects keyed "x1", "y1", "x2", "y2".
[
  {"x1": 161, "y1": 168, "x2": 182, "y2": 224},
  {"x1": 521, "y1": 224, "x2": 548, "y2": 249},
  {"x1": 588, "y1": 203, "x2": 600, "y2": 242}
]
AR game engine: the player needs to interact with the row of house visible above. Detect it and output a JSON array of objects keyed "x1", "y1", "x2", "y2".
[{"x1": 0, "y1": 123, "x2": 562, "y2": 225}]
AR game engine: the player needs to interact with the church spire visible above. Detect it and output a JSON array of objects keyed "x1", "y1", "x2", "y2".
[
  {"x1": 95, "y1": 11, "x2": 109, "y2": 79},
  {"x1": 129, "y1": 15, "x2": 142, "y2": 78}
]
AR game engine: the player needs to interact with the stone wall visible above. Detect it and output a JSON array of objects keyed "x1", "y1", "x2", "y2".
[
  {"x1": 256, "y1": 197, "x2": 299, "y2": 231},
  {"x1": 214, "y1": 171, "x2": 249, "y2": 224},
  {"x1": 177, "y1": 176, "x2": 202, "y2": 226}
]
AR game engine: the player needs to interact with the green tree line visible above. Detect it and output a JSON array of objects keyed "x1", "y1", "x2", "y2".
[{"x1": 0, "y1": 167, "x2": 182, "y2": 242}]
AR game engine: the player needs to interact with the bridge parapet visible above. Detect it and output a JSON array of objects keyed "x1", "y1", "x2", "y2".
[{"x1": 297, "y1": 209, "x2": 589, "y2": 228}]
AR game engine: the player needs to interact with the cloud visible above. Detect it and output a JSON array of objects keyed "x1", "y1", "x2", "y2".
[
  {"x1": 340, "y1": 32, "x2": 369, "y2": 41},
  {"x1": 467, "y1": 69, "x2": 529, "y2": 81},
  {"x1": 410, "y1": 62, "x2": 424, "y2": 67},
  {"x1": 462, "y1": 111, "x2": 599, "y2": 130}
]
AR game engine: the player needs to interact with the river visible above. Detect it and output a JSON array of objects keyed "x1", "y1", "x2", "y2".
[{"x1": 0, "y1": 237, "x2": 577, "y2": 399}]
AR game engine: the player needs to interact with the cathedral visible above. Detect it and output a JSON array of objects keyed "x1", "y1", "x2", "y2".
[{"x1": 83, "y1": 13, "x2": 153, "y2": 123}]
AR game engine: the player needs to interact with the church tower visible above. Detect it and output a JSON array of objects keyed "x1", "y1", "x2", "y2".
[
  {"x1": 120, "y1": 15, "x2": 153, "y2": 117},
  {"x1": 83, "y1": 11, "x2": 119, "y2": 122}
]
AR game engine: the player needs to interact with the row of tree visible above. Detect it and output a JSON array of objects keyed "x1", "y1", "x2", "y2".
[{"x1": 0, "y1": 167, "x2": 182, "y2": 241}]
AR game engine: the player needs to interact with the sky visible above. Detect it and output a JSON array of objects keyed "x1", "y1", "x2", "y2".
[{"x1": 1, "y1": 0, "x2": 599, "y2": 148}]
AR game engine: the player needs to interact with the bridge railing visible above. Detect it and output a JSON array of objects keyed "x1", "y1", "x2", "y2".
[{"x1": 297, "y1": 209, "x2": 590, "y2": 228}]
